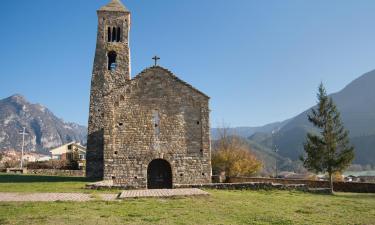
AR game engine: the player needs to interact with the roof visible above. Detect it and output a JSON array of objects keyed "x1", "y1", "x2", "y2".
[
  {"x1": 99, "y1": 0, "x2": 129, "y2": 13},
  {"x1": 133, "y1": 66, "x2": 210, "y2": 99}
]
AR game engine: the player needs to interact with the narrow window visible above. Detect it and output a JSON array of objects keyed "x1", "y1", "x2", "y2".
[
  {"x1": 117, "y1": 27, "x2": 121, "y2": 42},
  {"x1": 107, "y1": 27, "x2": 111, "y2": 42},
  {"x1": 152, "y1": 110, "x2": 160, "y2": 136},
  {"x1": 112, "y1": 27, "x2": 116, "y2": 42},
  {"x1": 108, "y1": 51, "x2": 117, "y2": 70}
]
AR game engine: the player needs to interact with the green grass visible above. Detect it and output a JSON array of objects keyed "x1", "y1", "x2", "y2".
[
  {"x1": 0, "y1": 173, "x2": 374, "y2": 225},
  {"x1": 0, "y1": 173, "x2": 116, "y2": 193},
  {"x1": 0, "y1": 190, "x2": 374, "y2": 225}
]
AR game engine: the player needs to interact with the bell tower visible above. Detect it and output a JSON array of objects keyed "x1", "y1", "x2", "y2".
[{"x1": 87, "y1": 0, "x2": 131, "y2": 179}]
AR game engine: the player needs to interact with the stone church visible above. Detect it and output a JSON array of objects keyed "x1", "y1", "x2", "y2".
[{"x1": 86, "y1": 0, "x2": 212, "y2": 189}]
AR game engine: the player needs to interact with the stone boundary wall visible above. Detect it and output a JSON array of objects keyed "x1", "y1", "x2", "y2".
[
  {"x1": 27, "y1": 169, "x2": 85, "y2": 177},
  {"x1": 86, "y1": 180, "x2": 309, "y2": 192},
  {"x1": 174, "y1": 182, "x2": 308, "y2": 192},
  {"x1": 228, "y1": 177, "x2": 375, "y2": 193}
]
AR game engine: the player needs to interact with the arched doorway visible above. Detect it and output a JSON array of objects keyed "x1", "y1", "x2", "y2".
[{"x1": 147, "y1": 159, "x2": 172, "y2": 189}]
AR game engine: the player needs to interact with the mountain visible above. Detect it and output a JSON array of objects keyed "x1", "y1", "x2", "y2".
[
  {"x1": 211, "y1": 120, "x2": 290, "y2": 140},
  {"x1": 249, "y1": 69, "x2": 375, "y2": 166},
  {"x1": 0, "y1": 94, "x2": 87, "y2": 153}
]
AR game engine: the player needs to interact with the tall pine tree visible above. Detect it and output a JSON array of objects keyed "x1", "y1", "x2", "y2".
[{"x1": 302, "y1": 83, "x2": 354, "y2": 194}]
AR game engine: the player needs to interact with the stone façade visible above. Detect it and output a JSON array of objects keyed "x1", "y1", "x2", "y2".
[{"x1": 86, "y1": 0, "x2": 212, "y2": 188}]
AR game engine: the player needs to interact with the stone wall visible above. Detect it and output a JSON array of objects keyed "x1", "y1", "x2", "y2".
[
  {"x1": 228, "y1": 177, "x2": 375, "y2": 193},
  {"x1": 87, "y1": 180, "x2": 308, "y2": 192},
  {"x1": 102, "y1": 67, "x2": 212, "y2": 188},
  {"x1": 175, "y1": 182, "x2": 308, "y2": 191},
  {"x1": 27, "y1": 169, "x2": 85, "y2": 177},
  {"x1": 87, "y1": 8, "x2": 131, "y2": 179}
]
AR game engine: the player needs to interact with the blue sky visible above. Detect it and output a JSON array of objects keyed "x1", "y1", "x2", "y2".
[{"x1": 1, "y1": 0, "x2": 375, "y2": 127}]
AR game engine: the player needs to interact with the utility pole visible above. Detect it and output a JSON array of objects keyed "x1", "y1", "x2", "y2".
[
  {"x1": 19, "y1": 127, "x2": 28, "y2": 169},
  {"x1": 271, "y1": 130, "x2": 279, "y2": 178},
  {"x1": 274, "y1": 145, "x2": 279, "y2": 178}
]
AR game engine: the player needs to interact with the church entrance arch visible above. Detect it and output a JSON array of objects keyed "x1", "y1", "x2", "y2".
[{"x1": 147, "y1": 159, "x2": 172, "y2": 189}]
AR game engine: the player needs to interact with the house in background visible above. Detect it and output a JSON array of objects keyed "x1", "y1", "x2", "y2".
[{"x1": 50, "y1": 142, "x2": 86, "y2": 161}]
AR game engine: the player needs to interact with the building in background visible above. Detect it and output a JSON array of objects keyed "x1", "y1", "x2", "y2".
[{"x1": 50, "y1": 142, "x2": 86, "y2": 161}]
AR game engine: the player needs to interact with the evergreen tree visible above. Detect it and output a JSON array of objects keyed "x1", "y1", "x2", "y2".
[{"x1": 302, "y1": 83, "x2": 354, "y2": 194}]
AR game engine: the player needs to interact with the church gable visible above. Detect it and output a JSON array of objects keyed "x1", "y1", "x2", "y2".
[
  {"x1": 103, "y1": 66, "x2": 210, "y2": 163},
  {"x1": 132, "y1": 66, "x2": 209, "y2": 100}
]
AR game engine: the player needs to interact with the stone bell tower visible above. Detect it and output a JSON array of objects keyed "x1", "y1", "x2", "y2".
[{"x1": 87, "y1": 0, "x2": 131, "y2": 179}]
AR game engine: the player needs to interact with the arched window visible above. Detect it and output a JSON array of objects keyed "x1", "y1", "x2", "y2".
[
  {"x1": 117, "y1": 27, "x2": 121, "y2": 42},
  {"x1": 112, "y1": 27, "x2": 117, "y2": 42},
  {"x1": 107, "y1": 27, "x2": 111, "y2": 42},
  {"x1": 108, "y1": 51, "x2": 117, "y2": 71}
]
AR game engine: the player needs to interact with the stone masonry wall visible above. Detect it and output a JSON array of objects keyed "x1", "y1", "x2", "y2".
[
  {"x1": 87, "y1": 10, "x2": 131, "y2": 179},
  {"x1": 102, "y1": 67, "x2": 212, "y2": 188},
  {"x1": 27, "y1": 169, "x2": 85, "y2": 177},
  {"x1": 229, "y1": 177, "x2": 375, "y2": 193}
]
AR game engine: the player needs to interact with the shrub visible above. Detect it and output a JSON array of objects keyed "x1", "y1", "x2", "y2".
[
  {"x1": 212, "y1": 127, "x2": 262, "y2": 178},
  {"x1": 212, "y1": 147, "x2": 262, "y2": 177}
]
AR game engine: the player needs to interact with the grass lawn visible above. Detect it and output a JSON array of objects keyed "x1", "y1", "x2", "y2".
[
  {"x1": 0, "y1": 174, "x2": 374, "y2": 225},
  {"x1": 0, "y1": 173, "x2": 112, "y2": 193}
]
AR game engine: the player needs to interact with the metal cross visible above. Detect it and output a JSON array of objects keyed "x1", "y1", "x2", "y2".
[{"x1": 152, "y1": 55, "x2": 160, "y2": 66}]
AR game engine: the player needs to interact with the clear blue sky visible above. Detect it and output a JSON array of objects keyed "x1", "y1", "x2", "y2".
[{"x1": 1, "y1": 0, "x2": 375, "y2": 127}]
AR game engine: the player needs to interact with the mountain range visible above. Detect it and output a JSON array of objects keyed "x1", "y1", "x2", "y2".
[
  {"x1": 0, "y1": 95, "x2": 86, "y2": 153},
  {"x1": 224, "y1": 70, "x2": 375, "y2": 167}
]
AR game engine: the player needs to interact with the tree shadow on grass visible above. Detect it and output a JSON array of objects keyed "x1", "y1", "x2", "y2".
[{"x1": 0, "y1": 173, "x2": 99, "y2": 183}]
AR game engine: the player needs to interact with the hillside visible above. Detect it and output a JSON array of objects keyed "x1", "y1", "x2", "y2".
[
  {"x1": 0, "y1": 94, "x2": 87, "y2": 153},
  {"x1": 211, "y1": 120, "x2": 289, "y2": 140},
  {"x1": 249, "y1": 69, "x2": 375, "y2": 165}
]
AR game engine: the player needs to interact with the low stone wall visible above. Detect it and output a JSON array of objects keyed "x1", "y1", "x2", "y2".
[
  {"x1": 86, "y1": 180, "x2": 308, "y2": 192},
  {"x1": 175, "y1": 182, "x2": 308, "y2": 192},
  {"x1": 27, "y1": 169, "x2": 85, "y2": 177},
  {"x1": 228, "y1": 177, "x2": 375, "y2": 193},
  {"x1": 87, "y1": 177, "x2": 374, "y2": 193}
]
